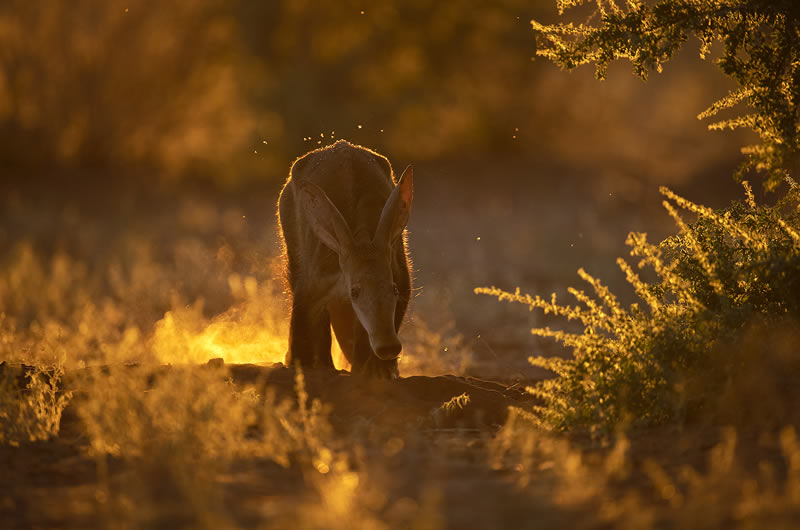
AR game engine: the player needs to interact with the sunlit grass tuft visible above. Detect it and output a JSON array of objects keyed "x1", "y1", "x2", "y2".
[
  {"x1": 76, "y1": 364, "x2": 348, "y2": 527},
  {"x1": 78, "y1": 366, "x2": 333, "y2": 466},
  {"x1": 0, "y1": 238, "x2": 290, "y2": 368},
  {"x1": 0, "y1": 363, "x2": 72, "y2": 446},
  {"x1": 493, "y1": 410, "x2": 800, "y2": 529}
]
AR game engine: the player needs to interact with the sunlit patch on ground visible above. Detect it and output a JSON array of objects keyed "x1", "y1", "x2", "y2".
[{"x1": 152, "y1": 274, "x2": 289, "y2": 365}]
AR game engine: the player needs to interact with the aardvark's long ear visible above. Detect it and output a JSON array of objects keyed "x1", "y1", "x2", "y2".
[
  {"x1": 375, "y1": 165, "x2": 413, "y2": 244},
  {"x1": 297, "y1": 180, "x2": 354, "y2": 256}
]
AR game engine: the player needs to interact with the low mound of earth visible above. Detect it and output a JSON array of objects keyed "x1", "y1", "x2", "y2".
[
  {"x1": 1, "y1": 359, "x2": 537, "y2": 435},
  {"x1": 55, "y1": 360, "x2": 537, "y2": 435},
  {"x1": 226, "y1": 362, "x2": 536, "y2": 432}
]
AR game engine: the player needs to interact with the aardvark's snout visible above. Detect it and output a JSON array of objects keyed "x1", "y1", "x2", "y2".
[{"x1": 372, "y1": 339, "x2": 402, "y2": 360}]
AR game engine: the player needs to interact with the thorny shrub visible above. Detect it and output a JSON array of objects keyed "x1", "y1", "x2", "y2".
[{"x1": 478, "y1": 180, "x2": 800, "y2": 432}]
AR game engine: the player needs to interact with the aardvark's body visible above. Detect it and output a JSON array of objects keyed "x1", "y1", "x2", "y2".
[{"x1": 277, "y1": 140, "x2": 413, "y2": 379}]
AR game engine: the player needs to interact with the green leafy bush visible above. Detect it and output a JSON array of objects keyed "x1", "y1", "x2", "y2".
[
  {"x1": 477, "y1": 181, "x2": 800, "y2": 432},
  {"x1": 532, "y1": 0, "x2": 800, "y2": 189}
]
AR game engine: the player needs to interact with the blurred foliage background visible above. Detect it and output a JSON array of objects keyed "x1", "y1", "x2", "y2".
[
  {"x1": 0, "y1": 0, "x2": 761, "y2": 377},
  {"x1": 0, "y1": 0, "x2": 746, "y2": 189}
]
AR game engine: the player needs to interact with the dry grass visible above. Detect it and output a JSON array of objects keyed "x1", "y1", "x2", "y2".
[
  {"x1": 491, "y1": 410, "x2": 800, "y2": 529},
  {"x1": 2, "y1": 174, "x2": 797, "y2": 529},
  {"x1": 0, "y1": 363, "x2": 71, "y2": 446},
  {"x1": 74, "y1": 366, "x2": 346, "y2": 529}
]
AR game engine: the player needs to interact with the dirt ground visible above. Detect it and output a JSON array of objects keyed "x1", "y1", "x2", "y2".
[
  {"x1": 1, "y1": 163, "x2": 788, "y2": 529},
  {"x1": 3, "y1": 360, "x2": 788, "y2": 530},
  {"x1": 1, "y1": 362, "x2": 536, "y2": 529}
]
